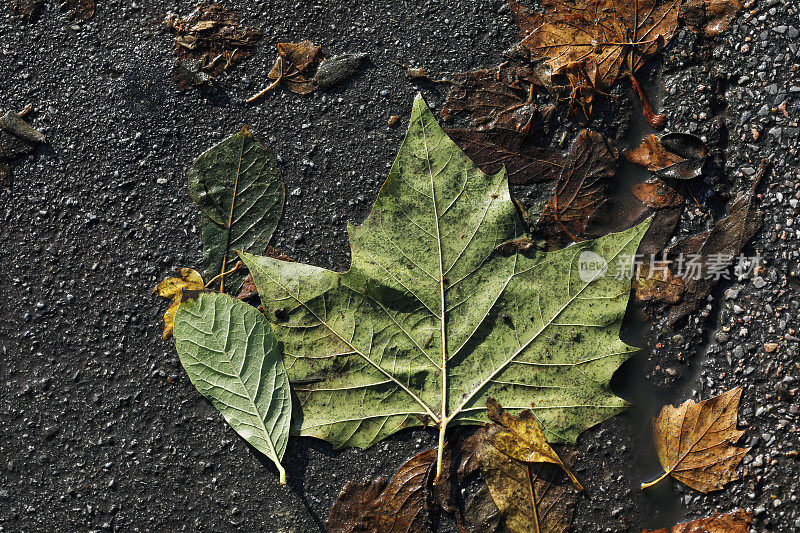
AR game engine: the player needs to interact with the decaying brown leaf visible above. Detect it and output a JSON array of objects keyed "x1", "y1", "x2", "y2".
[
  {"x1": 644, "y1": 508, "x2": 751, "y2": 533},
  {"x1": 165, "y1": 4, "x2": 261, "y2": 78},
  {"x1": 58, "y1": 0, "x2": 94, "y2": 20},
  {"x1": 10, "y1": 0, "x2": 43, "y2": 20},
  {"x1": 537, "y1": 129, "x2": 619, "y2": 246},
  {"x1": 442, "y1": 68, "x2": 553, "y2": 134},
  {"x1": 642, "y1": 387, "x2": 749, "y2": 492},
  {"x1": 154, "y1": 268, "x2": 206, "y2": 339},
  {"x1": 246, "y1": 41, "x2": 323, "y2": 102},
  {"x1": 588, "y1": 177, "x2": 684, "y2": 256},
  {"x1": 508, "y1": 0, "x2": 680, "y2": 126},
  {"x1": 664, "y1": 159, "x2": 768, "y2": 324},
  {"x1": 326, "y1": 448, "x2": 451, "y2": 533},
  {"x1": 634, "y1": 264, "x2": 685, "y2": 303},
  {"x1": 626, "y1": 133, "x2": 708, "y2": 180},
  {"x1": 447, "y1": 128, "x2": 564, "y2": 184},
  {"x1": 485, "y1": 398, "x2": 583, "y2": 492},
  {"x1": 473, "y1": 426, "x2": 578, "y2": 533},
  {"x1": 680, "y1": 0, "x2": 743, "y2": 37}
]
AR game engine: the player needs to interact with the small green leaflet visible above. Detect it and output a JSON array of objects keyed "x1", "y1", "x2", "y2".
[
  {"x1": 240, "y1": 95, "x2": 647, "y2": 476},
  {"x1": 188, "y1": 127, "x2": 284, "y2": 293},
  {"x1": 173, "y1": 292, "x2": 291, "y2": 484}
]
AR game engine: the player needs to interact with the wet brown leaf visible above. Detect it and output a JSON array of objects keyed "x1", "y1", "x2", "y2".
[
  {"x1": 537, "y1": 129, "x2": 619, "y2": 247},
  {"x1": 326, "y1": 448, "x2": 451, "y2": 533},
  {"x1": 642, "y1": 387, "x2": 749, "y2": 492},
  {"x1": 588, "y1": 177, "x2": 684, "y2": 256},
  {"x1": 165, "y1": 4, "x2": 262, "y2": 77},
  {"x1": 58, "y1": 0, "x2": 94, "y2": 20},
  {"x1": 680, "y1": 0, "x2": 743, "y2": 37},
  {"x1": 154, "y1": 268, "x2": 206, "y2": 339},
  {"x1": 474, "y1": 426, "x2": 578, "y2": 533},
  {"x1": 626, "y1": 133, "x2": 708, "y2": 180},
  {"x1": 509, "y1": 0, "x2": 681, "y2": 126},
  {"x1": 664, "y1": 159, "x2": 767, "y2": 324},
  {"x1": 485, "y1": 397, "x2": 583, "y2": 491},
  {"x1": 447, "y1": 128, "x2": 564, "y2": 184},
  {"x1": 634, "y1": 264, "x2": 685, "y2": 303},
  {"x1": 442, "y1": 68, "x2": 552, "y2": 133},
  {"x1": 644, "y1": 508, "x2": 751, "y2": 532}
]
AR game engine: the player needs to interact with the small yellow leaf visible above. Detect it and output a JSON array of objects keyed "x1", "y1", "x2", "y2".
[
  {"x1": 154, "y1": 268, "x2": 205, "y2": 339},
  {"x1": 486, "y1": 397, "x2": 583, "y2": 492}
]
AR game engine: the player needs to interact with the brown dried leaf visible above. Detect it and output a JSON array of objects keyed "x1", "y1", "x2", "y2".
[
  {"x1": 58, "y1": 0, "x2": 95, "y2": 20},
  {"x1": 485, "y1": 397, "x2": 583, "y2": 491},
  {"x1": 664, "y1": 159, "x2": 767, "y2": 324},
  {"x1": 643, "y1": 508, "x2": 751, "y2": 533},
  {"x1": 447, "y1": 128, "x2": 564, "y2": 184},
  {"x1": 165, "y1": 4, "x2": 262, "y2": 77},
  {"x1": 643, "y1": 388, "x2": 749, "y2": 492},
  {"x1": 632, "y1": 178, "x2": 685, "y2": 208},
  {"x1": 154, "y1": 268, "x2": 206, "y2": 339},
  {"x1": 634, "y1": 264, "x2": 685, "y2": 303},
  {"x1": 626, "y1": 133, "x2": 708, "y2": 180},
  {"x1": 326, "y1": 448, "x2": 450, "y2": 533},
  {"x1": 509, "y1": 0, "x2": 681, "y2": 125},
  {"x1": 680, "y1": 0, "x2": 743, "y2": 37},
  {"x1": 537, "y1": 129, "x2": 619, "y2": 247},
  {"x1": 442, "y1": 68, "x2": 551, "y2": 133}
]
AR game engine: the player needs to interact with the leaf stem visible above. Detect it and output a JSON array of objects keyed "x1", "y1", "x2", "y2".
[
  {"x1": 247, "y1": 76, "x2": 281, "y2": 104},
  {"x1": 640, "y1": 471, "x2": 669, "y2": 490},
  {"x1": 526, "y1": 464, "x2": 541, "y2": 533},
  {"x1": 277, "y1": 463, "x2": 287, "y2": 485},
  {"x1": 436, "y1": 419, "x2": 447, "y2": 480}
]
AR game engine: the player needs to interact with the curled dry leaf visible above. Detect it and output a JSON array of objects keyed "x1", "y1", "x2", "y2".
[
  {"x1": 643, "y1": 508, "x2": 751, "y2": 533},
  {"x1": 240, "y1": 95, "x2": 649, "y2": 477},
  {"x1": 447, "y1": 128, "x2": 564, "y2": 184},
  {"x1": 664, "y1": 159, "x2": 767, "y2": 324},
  {"x1": 508, "y1": 0, "x2": 680, "y2": 126},
  {"x1": 165, "y1": 4, "x2": 261, "y2": 77},
  {"x1": 625, "y1": 133, "x2": 708, "y2": 180},
  {"x1": 537, "y1": 129, "x2": 619, "y2": 247},
  {"x1": 326, "y1": 448, "x2": 451, "y2": 533},
  {"x1": 485, "y1": 397, "x2": 583, "y2": 491},
  {"x1": 642, "y1": 387, "x2": 749, "y2": 492},
  {"x1": 154, "y1": 267, "x2": 206, "y2": 339},
  {"x1": 680, "y1": 0, "x2": 743, "y2": 37}
]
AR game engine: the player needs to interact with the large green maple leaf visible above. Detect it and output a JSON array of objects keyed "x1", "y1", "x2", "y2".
[{"x1": 240, "y1": 95, "x2": 647, "y2": 475}]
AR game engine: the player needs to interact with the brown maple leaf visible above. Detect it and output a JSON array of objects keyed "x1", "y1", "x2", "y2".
[
  {"x1": 247, "y1": 42, "x2": 324, "y2": 103},
  {"x1": 537, "y1": 129, "x2": 619, "y2": 247},
  {"x1": 642, "y1": 387, "x2": 749, "y2": 492},
  {"x1": 509, "y1": 0, "x2": 681, "y2": 127},
  {"x1": 643, "y1": 508, "x2": 751, "y2": 533}
]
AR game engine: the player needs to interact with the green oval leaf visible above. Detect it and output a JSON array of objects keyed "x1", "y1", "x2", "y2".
[
  {"x1": 188, "y1": 127, "x2": 285, "y2": 293},
  {"x1": 174, "y1": 292, "x2": 291, "y2": 483}
]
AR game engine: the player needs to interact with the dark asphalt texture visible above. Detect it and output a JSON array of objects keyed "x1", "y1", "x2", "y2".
[{"x1": 1, "y1": 0, "x2": 799, "y2": 531}]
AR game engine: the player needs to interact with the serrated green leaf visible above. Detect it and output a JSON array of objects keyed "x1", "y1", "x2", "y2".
[
  {"x1": 188, "y1": 127, "x2": 284, "y2": 293},
  {"x1": 238, "y1": 95, "x2": 647, "y2": 474},
  {"x1": 173, "y1": 292, "x2": 291, "y2": 483}
]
